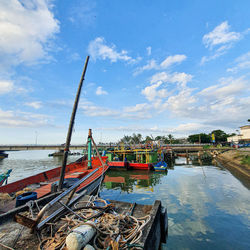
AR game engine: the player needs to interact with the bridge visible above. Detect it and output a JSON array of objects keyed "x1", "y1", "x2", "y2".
[{"x1": 0, "y1": 144, "x2": 209, "y2": 152}]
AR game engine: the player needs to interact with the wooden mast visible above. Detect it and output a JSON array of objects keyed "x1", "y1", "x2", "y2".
[{"x1": 58, "y1": 56, "x2": 90, "y2": 191}]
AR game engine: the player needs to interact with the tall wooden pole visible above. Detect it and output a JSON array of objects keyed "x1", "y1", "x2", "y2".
[{"x1": 58, "y1": 56, "x2": 90, "y2": 191}]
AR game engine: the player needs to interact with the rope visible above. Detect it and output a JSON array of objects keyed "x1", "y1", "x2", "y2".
[{"x1": 38, "y1": 203, "x2": 151, "y2": 250}]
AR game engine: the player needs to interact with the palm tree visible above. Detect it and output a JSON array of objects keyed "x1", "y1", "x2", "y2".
[
  {"x1": 167, "y1": 134, "x2": 174, "y2": 144},
  {"x1": 131, "y1": 133, "x2": 143, "y2": 144}
]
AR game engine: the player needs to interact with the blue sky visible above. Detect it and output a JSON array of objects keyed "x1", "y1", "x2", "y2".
[{"x1": 0, "y1": 0, "x2": 250, "y2": 144}]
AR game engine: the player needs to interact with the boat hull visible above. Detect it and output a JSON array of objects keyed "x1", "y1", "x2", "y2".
[
  {"x1": 108, "y1": 161, "x2": 129, "y2": 169},
  {"x1": 108, "y1": 161, "x2": 153, "y2": 170},
  {"x1": 0, "y1": 156, "x2": 108, "y2": 195}
]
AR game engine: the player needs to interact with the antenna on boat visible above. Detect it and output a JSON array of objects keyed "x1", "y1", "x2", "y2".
[{"x1": 58, "y1": 56, "x2": 90, "y2": 191}]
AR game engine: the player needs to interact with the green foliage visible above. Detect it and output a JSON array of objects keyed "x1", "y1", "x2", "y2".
[
  {"x1": 210, "y1": 130, "x2": 229, "y2": 143},
  {"x1": 241, "y1": 155, "x2": 250, "y2": 166},
  {"x1": 119, "y1": 133, "x2": 143, "y2": 144},
  {"x1": 119, "y1": 129, "x2": 232, "y2": 145},
  {"x1": 145, "y1": 135, "x2": 153, "y2": 142},
  {"x1": 188, "y1": 133, "x2": 211, "y2": 143}
]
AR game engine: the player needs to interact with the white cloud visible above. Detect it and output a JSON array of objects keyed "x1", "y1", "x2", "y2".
[
  {"x1": 160, "y1": 54, "x2": 187, "y2": 69},
  {"x1": 80, "y1": 103, "x2": 118, "y2": 117},
  {"x1": 79, "y1": 99, "x2": 152, "y2": 120},
  {"x1": 146, "y1": 46, "x2": 152, "y2": 56},
  {"x1": 141, "y1": 71, "x2": 193, "y2": 102},
  {"x1": 0, "y1": 108, "x2": 49, "y2": 127},
  {"x1": 141, "y1": 82, "x2": 163, "y2": 101},
  {"x1": 164, "y1": 88, "x2": 197, "y2": 116},
  {"x1": 227, "y1": 51, "x2": 250, "y2": 73},
  {"x1": 134, "y1": 54, "x2": 187, "y2": 75},
  {"x1": 201, "y1": 21, "x2": 248, "y2": 64},
  {"x1": 163, "y1": 77, "x2": 250, "y2": 127},
  {"x1": 133, "y1": 60, "x2": 158, "y2": 76},
  {"x1": 88, "y1": 37, "x2": 138, "y2": 63},
  {"x1": 0, "y1": 0, "x2": 59, "y2": 66},
  {"x1": 199, "y1": 77, "x2": 247, "y2": 99},
  {"x1": 150, "y1": 72, "x2": 192, "y2": 86},
  {"x1": 123, "y1": 103, "x2": 148, "y2": 113},
  {"x1": 68, "y1": 0, "x2": 96, "y2": 26},
  {"x1": 24, "y1": 101, "x2": 42, "y2": 109},
  {"x1": 96, "y1": 86, "x2": 108, "y2": 95},
  {"x1": 203, "y1": 21, "x2": 241, "y2": 49},
  {"x1": 140, "y1": 71, "x2": 250, "y2": 130},
  {"x1": 0, "y1": 80, "x2": 14, "y2": 94},
  {"x1": 95, "y1": 123, "x2": 214, "y2": 136}
]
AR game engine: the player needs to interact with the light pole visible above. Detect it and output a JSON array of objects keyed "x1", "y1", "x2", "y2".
[{"x1": 35, "y1": 131, "x2": 38, "y2": 145}]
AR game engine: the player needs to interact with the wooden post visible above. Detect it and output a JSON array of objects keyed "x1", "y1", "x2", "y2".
[{"x1": 58, "y1": 56, "x2": 90, "y2": 191}]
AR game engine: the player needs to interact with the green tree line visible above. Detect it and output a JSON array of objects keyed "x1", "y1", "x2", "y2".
[
  {"x1": 119, "y1": 129, "x2": 235, "y2": 144},
  {"x1": 119, "y1": 133, "x2": 181, "y2": 144}
]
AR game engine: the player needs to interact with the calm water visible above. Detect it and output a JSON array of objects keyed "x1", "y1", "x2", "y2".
[{"x1": 1, "y1": 151, "x2": 250, "y2": 249}]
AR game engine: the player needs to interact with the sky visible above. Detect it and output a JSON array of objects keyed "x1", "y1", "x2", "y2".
[{"x1": 0, "y1": 0, "x2": 250, "y2": 144}]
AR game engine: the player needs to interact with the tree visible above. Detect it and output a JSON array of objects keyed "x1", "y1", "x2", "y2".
[
  {"x1": 145, "y1": 136, "x2": 153, "y2": 142},
  {"x1": 120, "y1": 135, "x2": 132, "y2": 144},
  {"x1": 188, "y1": 133, "x2": 211, "y2": 143},
  {"x1": 167, "y1": 134, "x2": 174, "y2": 144},
  {"x1": 131, "y1": 133, "x2": 143, "y2": 144},
  {"x1": 210, "y1": 130, "x2": 229, "y2": 143},
  {"x1": 155, "y1": 136, "x2": 163, "y2": 141}
]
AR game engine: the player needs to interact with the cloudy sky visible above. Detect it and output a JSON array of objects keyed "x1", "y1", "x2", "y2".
[{"x1": 0, "y1": 0, "x2": 250, "y2": 144}]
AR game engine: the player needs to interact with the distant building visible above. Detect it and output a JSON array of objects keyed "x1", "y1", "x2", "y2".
[{"x1": 227, "y1": 125, "x2": 250, "y2": 144}]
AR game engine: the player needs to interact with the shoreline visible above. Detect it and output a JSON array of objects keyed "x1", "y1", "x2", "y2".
[{"x1": 215, "y1": 150, "x2": 250, "y2": 189}]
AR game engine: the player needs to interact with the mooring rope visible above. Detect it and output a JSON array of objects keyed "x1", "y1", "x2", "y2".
[{"x1": 38, "y1": 202, "x2": 151, "y2": 250}]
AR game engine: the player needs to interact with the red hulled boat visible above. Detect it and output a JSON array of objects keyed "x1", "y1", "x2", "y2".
[{"x1": 0, "y1": 156, "x2": 108, "y2": 198}]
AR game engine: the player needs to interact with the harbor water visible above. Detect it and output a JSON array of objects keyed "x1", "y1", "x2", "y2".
[{"x1": 0, "y1": 151, "x2": 250, "y2": 249}]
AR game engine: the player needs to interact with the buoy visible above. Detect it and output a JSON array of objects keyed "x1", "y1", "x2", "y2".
[
  {"x1": 15, "y1": 192, "x2": 37, "y2": 207},
  {"x1": 83, "y1": 244, "x2": 95, "y2": 250},
  {"x1": 66, "y1": 221, "x2": 96, "y2": 250}
]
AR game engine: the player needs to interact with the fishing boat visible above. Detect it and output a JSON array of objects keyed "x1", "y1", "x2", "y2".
[
  {"x1": 1, "y1": 194, "x2": 168, "y2": 249},
  {"x1": 0, "y1": 156, "x2": 108, "y2": 196},
  {"x1": 153, "y1": 160, "x2": 168, "y2": 171},
  {"x1": 106, "y1": 148, "x2": 167, "y2": 170},
  {"x1": 0, "y1": 56, "x2": 168, "y2": 249},
  {"x1": 0, "y1": 151, "x2": 8, "y2": 159},
  {"x1": 0, "y1": 56, "x2": 109, "y2": 213},
  {"x1": 0, "y1": 169, "x2": 12, "y2": 186},
  {"x1": 48, "y1": 150, "x2": 81, "y2": 157}
]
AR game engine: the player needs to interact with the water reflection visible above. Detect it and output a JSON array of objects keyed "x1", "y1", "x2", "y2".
[
  {"x1": 103, "y1": 170, "x2": 167, "y2": 193},
  {"x1": 1, "y1": 152, "x2": 249, "y2": 249},
  {"x1": 100, "y1": 158, "x2": 250, "y2": 250}
]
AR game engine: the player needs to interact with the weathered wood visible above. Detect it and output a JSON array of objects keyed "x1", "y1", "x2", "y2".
[
  {"x1": 142, "y1": 200, "x2": 162, "y2": 250},
  {"x1": 0, "y1": 192, "x2": 60, "y2": 225},
  {"x1": 14, "y1": 214, "x2": 36, "y2": 229},
  {"x1": 58, "y1": 55, "x2": 90, "y2": 190},
  {"x1": 0, "y1": 196, "x2": 168, "y2": 249}
]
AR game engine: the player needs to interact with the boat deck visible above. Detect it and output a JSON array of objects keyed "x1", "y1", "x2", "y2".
[{"x1": 0, "y1": 194, "x2": 168, "y2": 249}]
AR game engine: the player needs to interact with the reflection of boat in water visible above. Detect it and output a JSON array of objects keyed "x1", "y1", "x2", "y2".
[{"x1": 103, "y1": 169, "x2": 167, "y2": 193}]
